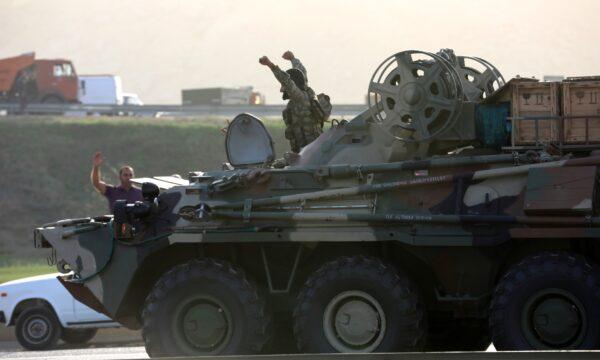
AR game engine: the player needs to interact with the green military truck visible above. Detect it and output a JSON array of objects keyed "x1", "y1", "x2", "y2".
[{"x1": 35, "y1": 49, "x2": 600, "y2": 356}]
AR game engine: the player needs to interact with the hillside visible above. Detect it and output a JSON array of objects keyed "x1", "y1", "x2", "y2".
[{"x1": 0, "y1": 116, "x2": 287, "y2": 263}]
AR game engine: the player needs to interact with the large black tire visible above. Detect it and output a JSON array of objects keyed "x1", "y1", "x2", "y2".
[
  {"x1": 426, "y1": 318, "x2": 490, "y2": 351},
  {"x1": 40, "y1": 95, "x2": 65, "y2": 115},
  {"x1": 41, "y1": 95, "x2": 64, "y2": 104},
  {"x1": 142, "y1": 258, "x2": 272, "y2": 357},
  {"x1": 293, "y1": 256, "x2": 426, "y2": 353},
  {"x1": 490, "y1": 251, "x2": 600, "y2": 350},
  {"x1": 15, "y1": 306, "x2": 62, "y2": 351},
  {"x1": 60, "y1": 328, "x2": 97, "y2": 344}
]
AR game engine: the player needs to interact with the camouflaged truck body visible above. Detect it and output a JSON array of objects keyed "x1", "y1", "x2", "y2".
[
  {"x1": 34, "y1": 114, "x2": 600, "y2": 328},
  {"x1": 32, "y1": 49, "x2": 600, "y2": 353}
]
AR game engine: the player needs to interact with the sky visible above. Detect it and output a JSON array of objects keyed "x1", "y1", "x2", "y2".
[{"x1": 1, "y1": 0, "x2": 599, "y2": 104}]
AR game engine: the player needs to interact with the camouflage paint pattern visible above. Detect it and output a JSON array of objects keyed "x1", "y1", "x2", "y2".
[{"x1": 34, "y1": 148, "x2": 600, "y2": 323}]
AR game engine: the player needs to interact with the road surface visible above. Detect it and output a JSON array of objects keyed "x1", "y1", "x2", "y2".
[{"x1": 0, "y1": 341, "x2": 147, "y2": 360}]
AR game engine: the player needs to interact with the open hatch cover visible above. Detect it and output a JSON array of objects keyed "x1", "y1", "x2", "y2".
[{"x1": 226, "y1": 113, "x2": 275, "y2": 167}]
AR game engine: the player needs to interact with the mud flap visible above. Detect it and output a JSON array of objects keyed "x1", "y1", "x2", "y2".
[{"x1": 58, "y1": 275, "x2": 112, "y2": 318}]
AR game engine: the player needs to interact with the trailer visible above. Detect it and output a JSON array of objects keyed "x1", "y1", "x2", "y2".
[{"x1": 182, "y1": 86, "x2": 264, "y2": 105}]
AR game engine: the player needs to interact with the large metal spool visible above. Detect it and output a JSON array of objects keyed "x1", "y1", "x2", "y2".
[
  {"x1": 437, "y1": 49, "x2": 505, "y2": 101},
  {"x1": 368, "y1": 49, "x2": 504, "y2": 143},
  {"x1": 368, "y1": 50, "x2": 464, "y2": 142}
]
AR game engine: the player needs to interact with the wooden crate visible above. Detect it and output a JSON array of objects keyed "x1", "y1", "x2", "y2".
[
  {"x1": 511, "y1": 81, "x2": 560, "y2": 145},
  {"x1": 562, "y1": 79, "x2": 600, "y2": 144}
]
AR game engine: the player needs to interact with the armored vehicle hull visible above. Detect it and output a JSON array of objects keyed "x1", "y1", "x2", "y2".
[{"x1": 35, "y1": 49, "x2": 600, "y2": 356}]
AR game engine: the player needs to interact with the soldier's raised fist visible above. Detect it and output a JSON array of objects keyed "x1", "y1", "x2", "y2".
[
  {"x1": 259, "y1": 56, "x2": 272, "y2": 66},
  {"x1": 282, "y1": 51, "x2": 294, "y2": 60}
]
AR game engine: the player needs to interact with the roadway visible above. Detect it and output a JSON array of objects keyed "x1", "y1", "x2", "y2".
[
  {"x1": 0, "y1": 341, "x2": 147, "y2": 360},
  {"x1": 3, "y1": 340, "x2": 600, "y2": 360}
]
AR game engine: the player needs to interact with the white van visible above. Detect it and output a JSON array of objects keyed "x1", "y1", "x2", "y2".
[{"x1": 78, "y1": 75, "x2": 124, "y2": 105}]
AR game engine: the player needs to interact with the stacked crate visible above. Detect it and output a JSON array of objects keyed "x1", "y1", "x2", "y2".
[
  {"x1": 562, "y1": 78, "x2": 600, "y2": 144},
  {"x1": 510, "y1": 77, "x2": 600, "y2": 147},
  {"x1": 511, "y1": 81, "x2": 560, "y2": 145}
]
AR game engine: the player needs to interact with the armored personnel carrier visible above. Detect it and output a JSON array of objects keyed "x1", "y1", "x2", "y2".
[{"x1": 35, "y1": 49, "x2": 600, "y2": 356}]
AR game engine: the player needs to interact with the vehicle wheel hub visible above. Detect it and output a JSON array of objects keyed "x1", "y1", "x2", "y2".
[
  {"x1": 26, "y1": 318, "x2": 49, "y2": 342},
  {"x1": 181, "y1": 301, "x2": 230, "y2": 351},
  {"x1": 522, "y1": 288, "x2": 585, "y2": 348},
  {"x1": 323, "y1": 290, "x2": 386, "y2": 352},
  {"x1": 533, "y1": 298, "x2": 580, "y2": 345}
]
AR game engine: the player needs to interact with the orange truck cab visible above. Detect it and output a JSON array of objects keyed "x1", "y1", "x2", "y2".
[{"x1": 0, "y1": 52, "x2": 78, "y2": 103}]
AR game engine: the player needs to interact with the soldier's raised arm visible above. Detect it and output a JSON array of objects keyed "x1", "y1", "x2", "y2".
[
  {"x1": 283, "y1": 51, "x2": 307, "y2": 79},
  {"x1": 259, "y1": 56, "x2": 305, "y2": 101}
]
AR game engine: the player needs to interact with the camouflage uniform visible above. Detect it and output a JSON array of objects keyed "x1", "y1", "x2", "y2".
[{"x1": 270, "y1": 59, "x2": 322, "y2": 153}]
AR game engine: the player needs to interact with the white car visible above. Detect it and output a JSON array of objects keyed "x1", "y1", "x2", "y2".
[{"x1": 0, "y1": 273, "x2": 120, "y2": 350}]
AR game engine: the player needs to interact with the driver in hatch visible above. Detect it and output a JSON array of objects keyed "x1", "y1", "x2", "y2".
[
  {"x1": 259, "y1": 51, "x2": 325, "y2": 153},
  {"x1": 91, "y1": 151, "x2": 143, "y2": 214}
]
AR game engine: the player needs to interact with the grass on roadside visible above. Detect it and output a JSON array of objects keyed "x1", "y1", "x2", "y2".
[
  {"x1": 0, "y1": 263, "x2": 55, "y2": 284},
  {"x1": 0, "y1": 115, "x2": 288, "y2": 263}
]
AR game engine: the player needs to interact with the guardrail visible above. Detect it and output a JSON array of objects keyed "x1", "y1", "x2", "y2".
[{"x1": 0, "y1": 103, "x2": 366, "y2": 118}]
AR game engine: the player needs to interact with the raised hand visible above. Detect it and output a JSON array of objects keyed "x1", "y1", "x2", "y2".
[
  {"x1": 282, "y1": 51, "x2": 294, "y2": 61},
  {"x1": 93, "y1": 151, "x2": 104, "y2": 167},
  {"x1": 259, "y1": 56, "x2": 272, "y2": 66}
]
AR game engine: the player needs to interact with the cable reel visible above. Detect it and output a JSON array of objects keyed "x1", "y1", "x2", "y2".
[
  {"x1": 456, "y1": 56, "x2": 505, "y2": 101},
  {"x1": 368, "y1": 50, "x2": 463, "y2": 142},
  {"x1": 436, "y1": 49, "x2": 505, "y2": 102}
]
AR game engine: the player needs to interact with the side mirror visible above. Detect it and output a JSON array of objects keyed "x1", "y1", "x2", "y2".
[{"x1": 142, "y1": 182, "x2": 160, "y2": 201}]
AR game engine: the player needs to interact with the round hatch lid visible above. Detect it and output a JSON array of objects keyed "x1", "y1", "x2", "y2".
[{"x1": 226, "y1": 113, "x2": 275, "y2": 167}]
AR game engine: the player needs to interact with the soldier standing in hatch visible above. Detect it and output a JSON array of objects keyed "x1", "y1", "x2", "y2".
[{"x1": 259, "y1": 51, "x2": 323, "y2": 153}]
